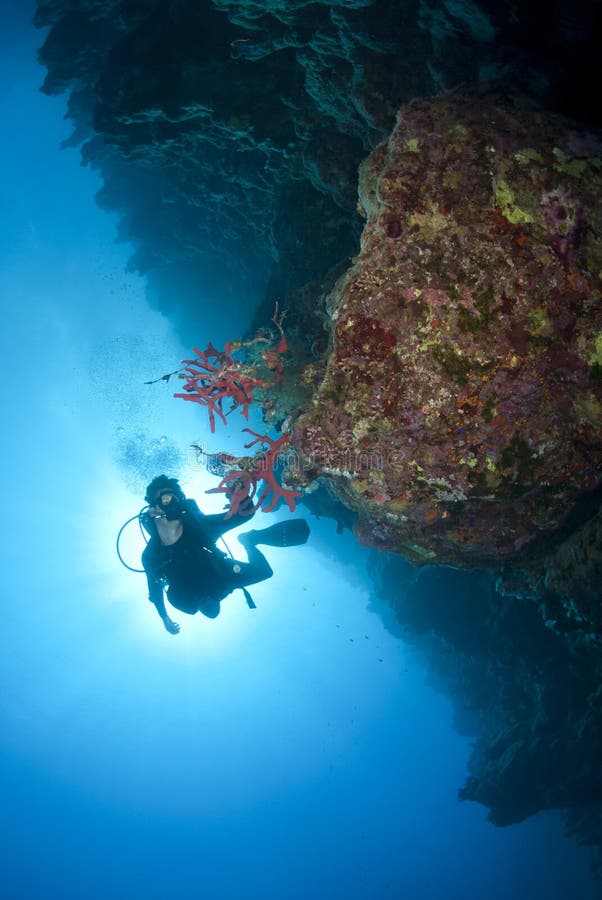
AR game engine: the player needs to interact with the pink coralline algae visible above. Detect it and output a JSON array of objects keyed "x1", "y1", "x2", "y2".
[{"x1": 292, "y1": 88, "x2": 602, "y2": 567}]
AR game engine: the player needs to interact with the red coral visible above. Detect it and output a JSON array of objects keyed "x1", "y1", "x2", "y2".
[
  {"x1": 206, "y1": 429, "x2": 301, "y2": 517},
  {"x1": 173, "y1": 342, "x2": 267, "y2": 433},
  {"x1": 173, "y1": 306, "x2": 288, "y2": 433},
  {"x1": 174, "y1": 307, "x2": 298, "y2": 516}
]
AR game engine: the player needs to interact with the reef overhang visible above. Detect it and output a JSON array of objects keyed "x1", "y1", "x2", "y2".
[{"x1": 291, "y1": 88, "x2": 602, "y2": 568}]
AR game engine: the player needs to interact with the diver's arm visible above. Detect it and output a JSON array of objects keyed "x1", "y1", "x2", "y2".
[
  {"x1": 161, "y1": 616, "x2": 180, "y2": 635},
  {"x1": 187, "y1": 496, "x2": 255, "y2": 543},
  {"x1": 145, "y1": 573, "x2": 180, "y2": 635},
  {"x1": 147, "y1": 574, "x2": 167, "y2": 616},
  {"x1": 142, "y1": 542, "x2": 180, "y2": 634}
]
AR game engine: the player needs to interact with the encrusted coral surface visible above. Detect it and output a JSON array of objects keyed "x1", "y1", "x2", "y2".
[
  {"x1": 294, "y1": 89, "x2": 602, "y2": 566},
  {"x1": 37, "y1": 0, "x2": 602, "y2": 331}
]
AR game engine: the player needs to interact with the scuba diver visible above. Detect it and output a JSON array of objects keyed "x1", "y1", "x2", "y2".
[{"x1": 141, "y1": 475, "x2": 310, "y2": 634}]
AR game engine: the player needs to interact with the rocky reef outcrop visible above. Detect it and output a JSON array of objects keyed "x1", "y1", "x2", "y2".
[
  {"x1": 34, "y1": 0, "x2": 602, "y2": 331},
  {"x1": 292, "y1": 89, "x2": 602, "y2": 574}
]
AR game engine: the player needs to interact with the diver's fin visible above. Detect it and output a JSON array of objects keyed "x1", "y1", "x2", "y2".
[{"x1": 247, "y1": 519, "x2": 310, "y2": 548}]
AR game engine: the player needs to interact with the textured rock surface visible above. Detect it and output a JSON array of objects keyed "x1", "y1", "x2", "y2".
[{"x1": 293, "y1": 89, "x2": 602, "y2": 568}]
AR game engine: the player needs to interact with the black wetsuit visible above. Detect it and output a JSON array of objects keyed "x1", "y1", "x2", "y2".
[{"x1": 141, "y1": 499, "x2": 272, "y2": 619}]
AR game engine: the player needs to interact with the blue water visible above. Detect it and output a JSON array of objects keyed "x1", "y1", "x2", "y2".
[{"x1": 1, "y1": 7, "x2": 600, "y2": 899}]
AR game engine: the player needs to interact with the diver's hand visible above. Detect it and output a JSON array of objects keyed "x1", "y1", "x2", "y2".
[
  {"x1": 225, "y1": 480, "x2": 255, "y2": 517},
  {"x1": 162, "y1": 616, "x2": 180, "y2": 635},
  {"x1": 238, "y1": 494, "x2": 255, "y2": 517}
]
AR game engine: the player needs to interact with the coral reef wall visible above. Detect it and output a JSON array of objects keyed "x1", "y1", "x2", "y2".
[
  {"x1": 34, "y1": 0, "x2": 602, "y2": 331},
  {"x1": 293, "y1": 89, "x2": 602, "y2": 572}
]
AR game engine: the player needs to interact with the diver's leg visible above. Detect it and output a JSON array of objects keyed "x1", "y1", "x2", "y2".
[
  {"x1": 197, "y1": 598, "x2": 221, "y2": 618},
  {"x1": 238, "y1": 519, "x2": 310, "y2": 548},
  {"x1": 244, "y1": 545, "x2": 273, "y2": 583},
  {"x1": 228, "y1": 537, "x2": 273, "y2": 587},
  {"x1": 166, "y1": 589, "x2": 201, "y2": 616}
]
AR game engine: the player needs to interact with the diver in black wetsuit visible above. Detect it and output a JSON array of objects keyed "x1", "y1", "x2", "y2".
[{"x1": 141, "y1": 475, "x2": 309, "y2": 635}]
